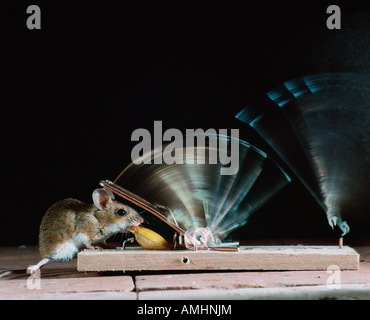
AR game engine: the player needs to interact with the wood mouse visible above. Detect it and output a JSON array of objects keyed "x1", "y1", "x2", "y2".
[{"x1": 28, "y1": 188, "x2": 143, "y2": 274}]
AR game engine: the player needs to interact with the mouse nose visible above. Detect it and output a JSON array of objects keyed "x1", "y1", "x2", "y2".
[{"x1": 137, "y1": 216, "x2": 144, "y2": 224}]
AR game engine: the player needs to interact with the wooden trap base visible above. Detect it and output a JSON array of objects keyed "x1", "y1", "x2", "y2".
[{"x1": 77, "y1": 246, "x2": 359, "y2": 272}]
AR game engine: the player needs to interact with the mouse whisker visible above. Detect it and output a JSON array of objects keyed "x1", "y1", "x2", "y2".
[{"x1": 141, "y1": 220, "x2": 150, "y2": 226}]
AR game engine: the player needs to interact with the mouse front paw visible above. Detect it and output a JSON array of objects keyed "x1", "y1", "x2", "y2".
[{"x1": 85, "y1": 244, "x2": 103, "y2": 251}]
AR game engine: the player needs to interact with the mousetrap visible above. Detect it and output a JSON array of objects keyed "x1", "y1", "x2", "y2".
[
  {"x1": 77, "y1": 245, "x2": 359, "y2": 272},
  {"x1": 77, "y1": 78, "x2": 370, "y2": 272},
  {"x1": 77, "y1": 181, "x2": 359, "y2": 272}
]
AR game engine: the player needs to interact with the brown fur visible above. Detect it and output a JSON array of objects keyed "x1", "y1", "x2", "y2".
[{"x1": 39, "y1": 194, "x2": 143, "y2": 260}]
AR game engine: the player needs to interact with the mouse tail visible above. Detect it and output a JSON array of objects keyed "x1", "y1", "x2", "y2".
[
  {"x1": 0, "y1": 269, "x2": 29, "y2": 280},
  {"x1": 0, "y1": 270, "x2": 13, "y2": 279}
]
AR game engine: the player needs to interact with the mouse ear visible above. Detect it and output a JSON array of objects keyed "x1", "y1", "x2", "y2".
[{"x1": 92, "y1": 188, "x2": 115, "y2": 210}]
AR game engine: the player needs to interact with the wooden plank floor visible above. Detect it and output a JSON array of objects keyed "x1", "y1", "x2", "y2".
[{"x1": 1, "y1": 239, "x2": 370, "y2": 300}]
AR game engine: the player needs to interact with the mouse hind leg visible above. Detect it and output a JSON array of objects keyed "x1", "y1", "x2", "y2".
[{"x1": 27, "y1": 258, "x2": 50, "y2": 275}]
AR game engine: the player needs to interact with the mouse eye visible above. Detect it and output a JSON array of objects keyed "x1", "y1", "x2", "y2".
[{"x1": 117, "y1": 209, "x2": 127, "y2": 216}]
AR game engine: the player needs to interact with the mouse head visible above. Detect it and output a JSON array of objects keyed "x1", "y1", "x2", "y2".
[{"x1": 92, "y1": 188, "x2": 143, "y2": 233}]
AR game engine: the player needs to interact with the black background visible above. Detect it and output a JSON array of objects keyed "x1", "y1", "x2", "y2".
[{"x1": 5, "y1": 3, "x2": 370, "y2": 246}]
